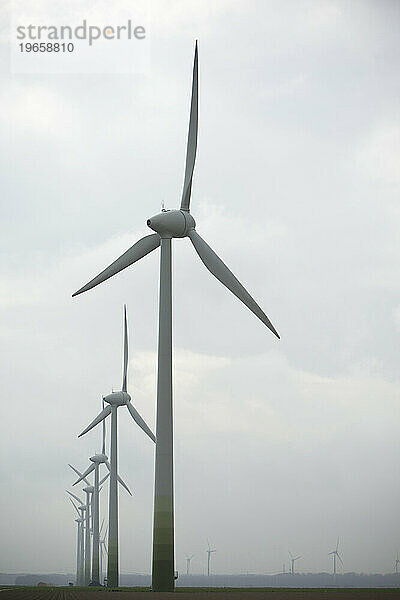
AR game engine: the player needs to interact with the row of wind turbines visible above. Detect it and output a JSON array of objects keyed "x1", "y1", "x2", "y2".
[
  {"x1": 66, "y1": 40, "x2": 280, "y2": 590},
  {"x1": 185, "y1": 543, "x2": 217, "y2": 577},
  {"x1": 66, "y1": 306, "x2": 155, "y2": 586},
  {"x1": 285, "y1": 540, "x2": 343, "y2": 575},
  {"x1": 65, "y1": 308, "x2": 219, "y2": 586}
]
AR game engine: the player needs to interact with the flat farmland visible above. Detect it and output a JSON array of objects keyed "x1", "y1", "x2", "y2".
[{"x1": 1, "y1": 588, "x2": 400, "y2": 600}]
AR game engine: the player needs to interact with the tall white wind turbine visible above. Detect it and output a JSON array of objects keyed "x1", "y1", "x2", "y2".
[
  {"x1": 73, "y1": 409, "x2": 131, "y2": 586},
  {"x1": 72, "y1": 41, "x2": 279, "y2": 591},
  {"x1": 77, "y1": 305, "x2": 155, "y2": 587},
  {"x1": 185, "y1": 554, "x2": 195, "y2": 575},
  {"x1": 395, "y1": 553, "x2": 400, "y2": 574},
  {"x1": 206, "y1": 541, "x2": 216, "y2": 576},
  {"x1": 68, "y1": 496, "x2": 85, "y2": 586},
  {"x1": 100, "y1": 520, "x2": 108, "y2": 586},
  {"x1": 289, "y1": 551, "x2": 301, "y2": 574},
  {"x1": 68, "y1": 468, "x2": 94, "y2": 585},
  {"x1": 328, "y1": 538, "x2": 343, "y2": 576}
]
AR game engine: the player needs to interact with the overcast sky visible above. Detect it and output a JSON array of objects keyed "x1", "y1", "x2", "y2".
[{"x1": 0, "y1": 0, "x2": 399, "y2": 577}]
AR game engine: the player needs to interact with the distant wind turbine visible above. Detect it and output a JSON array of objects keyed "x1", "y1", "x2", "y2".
[
  {"x1": 99, "y1": 519, "x2": 108, "y2": 585},
  {"x1": 68, "y1": 496, "x2": 85, "y2": 586},
  {"x1": 289, "y1": 552, "x2": 301, "y2": 574},
  {"x1": 206, "y1": 541, "x2": 216, "y2": 576},
  {"x1": 77, "y1": 305, "x2": 155, "y2": 587},
  {"x1": 328, "y1": 538, "x2": 343, "y2": 576},
  {"x1": 185, "y1": 554, "x2": 195, "y2": 575},
  {"x1": 72, "y1": 40, "x2": 280, "y2": 593},
  {"x1": 73, "y1": 407, "x2": 131, "y2": 586},
  {"x1": 68, "y1": 465, "x2": 95, "y2": 585},
  {"x1": 394, "y1": 553, "x2": 399, "y2": 574}
]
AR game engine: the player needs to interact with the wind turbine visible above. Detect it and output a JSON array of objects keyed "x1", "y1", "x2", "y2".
[
  {"x1": 328, "y1": 538, "x2": 343, "y2": 576},
  {"x1": 72, "y1": 41, "x2": 279, "y2": 592},
  {"x1": 67, "y1": 490, "x2": 89, "y2": 585},
  {"x1": 206, "y1": 541, "x2": 216, "y2": 576},
  {"x1": 395, "y1": 553, "x2": 400, "y2": 574},
  {"x1": 68, "y1": 496, "x2": 85, "y2": 586},
  {"x1": 68, "y1": 465, "x2": 95, "y2": 585},
  {"x1": 73, "y1": 407, "x2": 131, "y2": 586},
  {"x1": 289, "y1": 552, "x2": 301, "y2": 574},
  {"x1": 185, "y1": 554, "x2": 195, "y2": 575},
  {"x1": 76, "y1": 305, "x2": 155, "y2": 587},
  {"x1": 100, "y1": 521, "x2": 108, "y2": 586}
]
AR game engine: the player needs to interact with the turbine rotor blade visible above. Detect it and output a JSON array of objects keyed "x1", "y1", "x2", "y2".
[
  {"x1": 68, "y1": 465, "x2": 91, "y2": 487},
  {"x1": 99, "y1": 472, "x2": 110, "y2": 486},
  {"x1": 73, "y1": 463, "x2": 96, "y2": 486},
  {"x1": 72, "y1": 234, "x2": 161, "y2": 297},
  {"x1": 337, "y1": 553, "x2": 344, "y2": 566},
  {"x1": 66, "y1": 489, "x2": 84, "y2": 505},
  {"x1": 180, "y1": 41, "x2": 198, "y2": 212},
  {"x1": 126, "y1": 401, "x2": 156, "y2": 443},
  {"x1": 105, "y1": 460, "x2": 132, "y2": 495},
  {"x1": 69, "y1": 497, "x2": 81, "y2": 516},
  {"x1": 122, "y1": 304, "x2": 128, "y2": 392},
  {"x1": 117, "y1": 474, "x2": 132, "y2": 496},
  {"x1": 189, "y1": 230, "x2": 280, "y2": 338},
  {"x1": 78, "y1": 405, "x2": 112, "y2": 438}
]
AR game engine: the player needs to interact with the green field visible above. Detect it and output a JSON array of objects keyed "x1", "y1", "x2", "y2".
[{"x1": 1, "y1": 587, "x2": 400, "y2": 600}]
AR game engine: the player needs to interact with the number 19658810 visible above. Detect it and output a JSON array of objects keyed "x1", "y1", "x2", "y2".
[{"x1": 19, "y1": 42, "x2": 74, "y2": 52}]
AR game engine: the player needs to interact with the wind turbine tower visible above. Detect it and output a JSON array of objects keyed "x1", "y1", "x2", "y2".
[
  {"x1": 99, "y1": 520, "x2": 108, "y2": 585},
  {"x1": 206, "y1": 542, "x2": 216, "y2": 576},
  {"x1": 289, "y1": 552, "x2": 301, "y2": 575},
  {"x1": 72, "y1": 42, "x2": 279, "y2": 592},
  {"x1": 68, "y1": 497, "x2": 85, "y2": 586},
  {"x1": 185, "y1": 555, "x2": 194, "y2": 575},
  {"x1": 395, "y1": 553, "x2": 399, "y2": 574},
  {"x1": 66, "y1": 491, "x2": 86, "y2": 586},
  {"x1": 68, "y1": 466, "x2": 95, "y2": 585},
  {"x1": 328, "y1": 538, "x2": 343, "y2": 576}
]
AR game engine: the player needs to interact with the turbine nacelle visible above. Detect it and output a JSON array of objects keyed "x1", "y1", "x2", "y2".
[
  {"x1": 83, "y1": 486, "x2": 94, "y2": 494},
  {"x1": 90, "y1": 453, "x2": 108, "y2": 464},
  {"x1": 103, "y1": 391, "x2": 130, "y2": 406},
  {"x1": 147, "y1": 209, "x2": 195, "y2": 238}
]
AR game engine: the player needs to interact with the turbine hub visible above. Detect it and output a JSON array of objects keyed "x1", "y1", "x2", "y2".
[
  {"x1": 83, "y1": 486, "x2": 94, "y2": 493},
  {"x1": 147, "y1": 209, "x2": 195, "y2": 238},
  {"x1": 103, "y1": 391, "x2": 130, "y2": 406}
]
